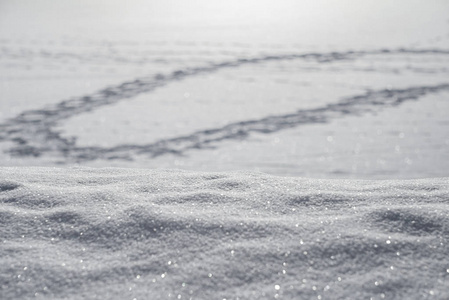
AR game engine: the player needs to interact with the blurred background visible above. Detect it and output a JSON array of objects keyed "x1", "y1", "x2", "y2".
[{"x1": 1, "y1": 0, "x2": 449, "y2": 178}]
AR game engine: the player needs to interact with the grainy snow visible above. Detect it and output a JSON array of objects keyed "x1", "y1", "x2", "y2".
[{"x1": 1, "y1": 167, "x2": 448, "y2": 299}]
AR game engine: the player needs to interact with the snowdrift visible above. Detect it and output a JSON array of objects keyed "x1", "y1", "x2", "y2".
[{"x1": 1, "y1": 167, "x2": 448, "y2": 299}]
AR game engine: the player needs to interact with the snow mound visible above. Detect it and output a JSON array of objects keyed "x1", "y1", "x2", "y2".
[{"x1": 1, "y1": 167, "x2": 448, "y2": 299}]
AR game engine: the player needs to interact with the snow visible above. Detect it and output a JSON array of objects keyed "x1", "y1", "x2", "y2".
[
  {"x1": 1, "y1": 167, "x2": 448, "y2": 299},
  {"x1": 1, "y1": 1, "x2": 449, "y2": 298},
  {"x1": 2, "y1": 48, "x2": 449, "y2": 178},
  {"x1": 1, "y1": 1, "x2": 449, "y2": 178}
]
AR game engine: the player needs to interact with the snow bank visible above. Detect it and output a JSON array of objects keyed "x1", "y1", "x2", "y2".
[{"x1": 1, "y1": 167, "x2": 448, "y2": 299}]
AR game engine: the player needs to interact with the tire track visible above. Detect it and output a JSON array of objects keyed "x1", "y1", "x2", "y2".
[
  {"x1": 1, "y1": 48, "x2": 449, "y2": 161},
  {"x1": 68, "y1": 83, "x2": 449, "y2": 161}
]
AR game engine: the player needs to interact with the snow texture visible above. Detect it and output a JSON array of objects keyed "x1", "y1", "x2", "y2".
[{"x1": 1, "y1": 167, "x2": 448, "y2": 299}]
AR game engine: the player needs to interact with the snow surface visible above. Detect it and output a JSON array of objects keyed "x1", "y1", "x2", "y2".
[
  {"x1": 1, "y1": 167, "x2": 448, "y2": 299},
  {"x1": 1, "y1": 2, "x2": 449, "y2": 298},
  {"x1": 1, "y1": 0, "x2": 449, "y2": 178}
]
